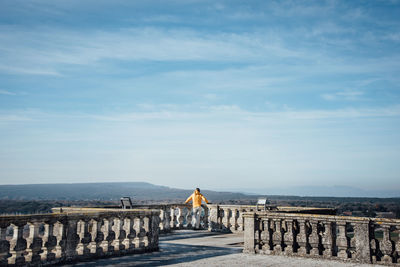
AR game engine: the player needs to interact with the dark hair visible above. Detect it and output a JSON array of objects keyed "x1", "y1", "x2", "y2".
[{"x1": 196, "y1": 188, "x2": 200, "y2": 192}]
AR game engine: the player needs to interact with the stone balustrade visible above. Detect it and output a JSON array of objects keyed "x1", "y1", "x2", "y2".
[
  {"x1": 0, "y1": 209, "x2": 159, "y2": 266},
  {"x1": 155, "y1": 204, "x2": 209, "y2": 232},
  {"x1": 56, "y1": 204, "x2": 209, "y2": 233},
  {"x1": 208, "y1": 204, "x2": 336, "y2": 233},
  {"x1": 243, "y1": 211, "x2": 400, "y2": 265}
]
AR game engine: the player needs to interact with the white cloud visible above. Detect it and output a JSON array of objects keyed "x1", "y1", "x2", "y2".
[
  {"x1": 321, "y1": 91, "x2": 364, "y2": 101},
  {"x1": 0, "y1": 64, "x2": 60, "y2": 76},
  {"x1": 0, "y1": 89, "x2": 16, "y2": 95}
]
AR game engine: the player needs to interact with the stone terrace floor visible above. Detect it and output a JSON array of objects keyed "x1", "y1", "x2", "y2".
[{"x1": 66, "y1": 230, "x2": 380, "y2": 267}]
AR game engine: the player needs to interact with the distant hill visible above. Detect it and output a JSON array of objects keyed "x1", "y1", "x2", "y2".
[{"x1": 0, "y1": 182, "x2": 254, "y2": 202}]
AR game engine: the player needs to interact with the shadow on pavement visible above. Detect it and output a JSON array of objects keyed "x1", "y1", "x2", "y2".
[
  {"x1": 160, "y1": 230, "x2": 227, "y2": 241},
  {"x1": 66, "y1": 242, "x2": 241, "y2": 267}
]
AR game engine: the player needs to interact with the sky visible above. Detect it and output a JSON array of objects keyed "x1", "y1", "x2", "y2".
[{"x1": 0, "y1": 0, "x2": 400, "y2": 194}]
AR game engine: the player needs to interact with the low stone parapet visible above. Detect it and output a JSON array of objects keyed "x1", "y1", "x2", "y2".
[
  {"x1": 243, "y1": 211, "x2": 400, "y2": 265},
  {"x1": 54, "y1": 204, "x2": 209, "y2": 233},
  {"x1": 0, "y1": 208, "x2": 160, "y2": 266},
  {"x1": 208, "y1": 204, "x2": 336, "y2": 233}
]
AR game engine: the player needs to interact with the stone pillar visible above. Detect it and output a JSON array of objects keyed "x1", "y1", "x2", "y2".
[
  {"x1": 149, "y1": 214, "x2": 160, "y2": 250},
  {"x1": 243, "y1": 213, "x2": 256, "y2": 253},
  {"x1": 354, "y1": 221, "x2": 371, "y2": 264},
  {"x1": 65, "y1": 218, "x2": 79, "y2": 261}
]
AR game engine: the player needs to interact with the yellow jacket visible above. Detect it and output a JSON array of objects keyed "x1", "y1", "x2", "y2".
[{"x1": 185, "y1": 191, "x2": 209, "y2": 208}]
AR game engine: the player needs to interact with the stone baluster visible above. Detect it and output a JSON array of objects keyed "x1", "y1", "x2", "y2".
[
  {"x1": 186, "y1": 208, "x2": 193, "y2": 229},
  {"x1": 52, "y1": 221, "x2": 65, "y2": 259},
  {"x1": 100, "y1": 219, "x2": 110, "y2": 253},
  {"x1": 208, "y1": 205, "x2": 219, "y2": 231},
  {"x1": 133, "y1": 217, "x2": 142, "y2": 249},
  {"x1": 308, "y1": 220, "x2": 320, "y2": 256},
  {"x1": 222, "y1": 208, "x2": 231, "y2": 231},
  {"x1": 88, "y1": 219, "x2": 99, "y2": 254},
  {"x1": 272, "y1": 219, "x2": 283, "y2": 254},
  {"x1": 260, "y1": 219, "x2": 272, "y2": 254},
  {"x1": 202, "y1": 206, "x2": 209, "y2": 229},
  {"x1": 25, "y1": 222, "x2": 42, "y2": 263},
  {"x1": 8, "y1": 223, "x2": 26, "y2": 265},
  {"x1": 159, "y1": 208, "x2": 165, "y2": 232},
  {"x1": 237, "y1": 209, "x2": 244, "y2": 231},
  {"x1": 230, "y1": 209, "x2": 238, "y2": 231},
  {"x1": 170, "y1": 207, "x2": 177, "y2": 229},
  {"x1": 0, "y1": 224, "x2": 9, "y2": 265},
  {"x1": 164, "y1": 207, "x2": 171, "y2": 232},
  {"x1": 122, "y1": 217, "x2": 133, "y2": 251},
  {"x1": 297, "y1": 219, "x2": 308, "y2": 255},
  {"x1": 111, "y1": 217, "x2": 122, "y2": 251},
  {"x1": 380, "y1": 224, "x2": 394, "y2": 264},
  {"x1": 283, "y1": 219, "x2": 295, "y2": 255},
  {"x1": 321, "y1": 221, "x2": 334, "y2": 258},
  {"x1": 142, "y1": 216, "x2": 150, "y2": 247},
  {"x1": 369, "y1": 223, "x2": 379, "y2": 263},
  {"x1": 348, "y1": 223, "x2": 356, "y2": 259},
  {"x1": 336, "y1": 221, "x2": 349, "y2": 259},
  {"x1": 39, "y1": 222, "x2": 52, "y2": 261},
  {"x1": 76, "y1": 220, "x2": 88, "y2": 255},
  {"x1": 176, "y1": 207, "x2": 184, "y2": 229}
]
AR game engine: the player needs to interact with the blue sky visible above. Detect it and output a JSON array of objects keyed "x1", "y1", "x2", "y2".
[{"x1": 0, "y1": 0, "x2": 399, "y2": 193}]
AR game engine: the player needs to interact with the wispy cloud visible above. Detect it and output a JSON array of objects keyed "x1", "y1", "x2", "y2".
[
  {"x1": 0, "y1": 89, "x2": 16, "y2": 95},
  {"x1": 3, "y1": 104, "x2": 400, "y2": 124},
  {"x1": 0, "y1": 64, "x2": 60, "y2": 76},
  {"x1": 321, "y1": 91, "x2": 365, "y2": 101}
]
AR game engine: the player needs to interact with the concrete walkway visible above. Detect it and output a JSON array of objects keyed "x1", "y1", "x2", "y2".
[{"x1": 66, "y1": 230, "x2": 380, "y2": 266}]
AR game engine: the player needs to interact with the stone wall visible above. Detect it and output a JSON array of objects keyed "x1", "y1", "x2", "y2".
[
  {"x1": 0, "y1": 208, "x2": 160, "y2": 266},
  {"x1": 243, "y1": 211, "x2": 400, "y2": 265}
]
